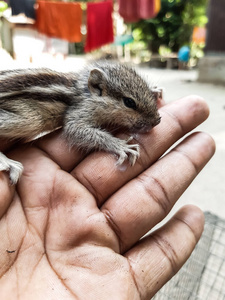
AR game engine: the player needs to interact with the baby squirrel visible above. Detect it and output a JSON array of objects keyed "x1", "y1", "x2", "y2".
[{"x1": 0, "y1": 61, "x2": 162, "y2": 184}]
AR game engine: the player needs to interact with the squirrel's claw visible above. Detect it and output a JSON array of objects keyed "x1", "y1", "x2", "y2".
[
  {"x1": 0, "y1": 153, "x2": 23, "y2": 185},
  {"x1": 115, "y1": 138, "x2": 140, "y2": 167}
]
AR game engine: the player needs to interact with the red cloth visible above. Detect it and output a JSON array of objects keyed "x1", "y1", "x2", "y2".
[
  {"x1": 118, "y1": 0, "x2": 140, "y2": 23},
  {"x1": 139, "y1": 0, "x2": 156, "y2": 20},
  {"x1": 36, "y1": 1, "x2": 82, "y2": 42},
  {"x1": 85, "y1": 1, "x2": 114, "y2": 52},
  {"x1": 118, "y1": 0, "x2": 159, "y2": 22}
]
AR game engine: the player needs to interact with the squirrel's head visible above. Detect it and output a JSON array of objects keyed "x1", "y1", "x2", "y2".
[{"x1": 87, "y1": 61, "x2": 161, "y2": 133}]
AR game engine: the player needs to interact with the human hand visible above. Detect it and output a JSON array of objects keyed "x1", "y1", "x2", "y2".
[{"x1": 0, "y1": 96, "x2": 215, "y2": 299}]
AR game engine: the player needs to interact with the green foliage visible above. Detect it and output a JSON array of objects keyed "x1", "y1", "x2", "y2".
[
  {"x1": 0, "y1": 1, "x2": 8, "y2": 13},
  {"x1": 132, "y1": 0, "x2": 208, "y2": 53}
]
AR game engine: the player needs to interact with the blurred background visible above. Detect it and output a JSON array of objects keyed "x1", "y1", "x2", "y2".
[
  {"x1": 1, "y1": 1, "x2": 225, "y2": 298},
  {"x1": 0, "y1": 0, "x2": 224, "y2": 219},
  {"x1": 0, "y1": 0, "x2": 210, "y2": 68}
]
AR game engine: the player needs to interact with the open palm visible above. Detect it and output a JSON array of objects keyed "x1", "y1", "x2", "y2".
[{"x1": 0, "y1": 96, "x2": 215, "y2": 300}]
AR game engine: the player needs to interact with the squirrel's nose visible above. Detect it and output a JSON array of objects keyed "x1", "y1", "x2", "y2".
[{"x1": 133, "y1": 116, "x2": 161, "y2": 133}]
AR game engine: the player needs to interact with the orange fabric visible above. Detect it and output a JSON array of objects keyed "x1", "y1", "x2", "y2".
[
  {"x1": 36, "y1": 1, "x2": 82, "y2": 42},
  {"x1": 154, "y1": 0, "x2": 161, "y2": 15},
  {"x1": 192, "y1": 27, "x2": 206, "y2": 44}
]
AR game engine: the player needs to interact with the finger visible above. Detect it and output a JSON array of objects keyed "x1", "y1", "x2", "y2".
[
  {"x1": 0, "y1": 172, "x2": 15, "y2": 219},
  {"x1": 101, "y1": 132, "x2": 215, "y2": 252},
  {"x1": 72, "y1": 95, "x2": 210, "y2": 205},
  {"x1": 125, "y1": 205, "x2": 204, "y2": 300},
  {"x1": 35, "y1": 130, "x2": 84, "y2": 172}
]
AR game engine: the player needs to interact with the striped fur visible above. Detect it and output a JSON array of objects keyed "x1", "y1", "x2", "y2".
[{"x1": 0, "y1": 61, "x2": 161, "y2": 183}]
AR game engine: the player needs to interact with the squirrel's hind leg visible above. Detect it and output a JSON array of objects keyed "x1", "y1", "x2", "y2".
[{"x1": 0, "y1": 152, "x2": 23, "y2": 184}]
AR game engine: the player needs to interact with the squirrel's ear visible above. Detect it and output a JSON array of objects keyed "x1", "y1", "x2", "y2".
[{"x1": 88, "y1": 68, "x2": 107, "y2": 96}]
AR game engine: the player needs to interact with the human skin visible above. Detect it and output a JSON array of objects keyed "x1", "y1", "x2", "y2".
[{"x1": 0, "y1": 95, "x2": 215, "y2": 299}]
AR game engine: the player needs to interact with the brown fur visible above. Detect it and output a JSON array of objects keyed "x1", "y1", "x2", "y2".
[{"x1": 0, "y1": 61, "x2": 162, "y2": 183}]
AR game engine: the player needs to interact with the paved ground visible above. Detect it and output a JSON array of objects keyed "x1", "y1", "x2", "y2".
[{"x1": 1, "y1": 50, "x2": 225, "y2": 219}]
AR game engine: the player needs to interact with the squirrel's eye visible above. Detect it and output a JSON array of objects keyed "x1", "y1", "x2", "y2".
[{"x1": 123, "y1": 97, "x2": 137, "y2": 110}]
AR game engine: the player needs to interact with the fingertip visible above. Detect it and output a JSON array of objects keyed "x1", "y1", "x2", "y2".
[
  {"x1": 182, "y1": 94, "x2": 210, "y2": 120},
  {"x1": 158, "y1": 94, "x2": 210, "y2": 141},
  {"x1": 174, "y1": 205, "x2": 205, "y2": 243},
  {"x1": 182, "y1": 94, "x2": 205, "y2": 103},
  {"x1": 179, "y1": 131, "x2": 216, "y2": 172},
  {"x1": 180, "y1": 94, "x2": 206, "y2": 105},
  {"x1": 199, "y1": 131, "x2": 216, "y2": 156}
]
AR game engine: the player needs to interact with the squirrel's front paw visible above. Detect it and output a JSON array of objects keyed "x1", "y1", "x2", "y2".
[
  {"x1": 0, "y1": 152, "x2": 23, "y2": 184},
  {"x1": 115, "y1": 138, "x2": 140, "y2": 166}
]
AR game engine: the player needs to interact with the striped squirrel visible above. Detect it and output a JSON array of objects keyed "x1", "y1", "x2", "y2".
[{"x1": 0, "y1": 61, "x2": 162, "y2": 184}]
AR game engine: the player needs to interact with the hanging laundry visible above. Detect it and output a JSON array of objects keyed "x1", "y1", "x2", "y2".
[
  {"x1": 85, "y1": 1, "x2": 114, "y2": 52},
  {"x1": 192, "y1": 27, "x2": 206, "y2": 44},
  {"x1": 118, "y1": 0, "x2": 140, "y2": 23},
  {"x1": 139, "y1": 0, "x2": 155, "y2": 20},
  {"x1": 9, "y1": 0, "x2": 36, "y2": 19},
  {"x1": 118, "y1": 0, "x2": 161, "y2": 22},
  {"x1": 36, "y1": 1, "x2": 82, "y2": 43},
  {"x1": 154, "y1": 0, "x2": 161, "y2": 15}
]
